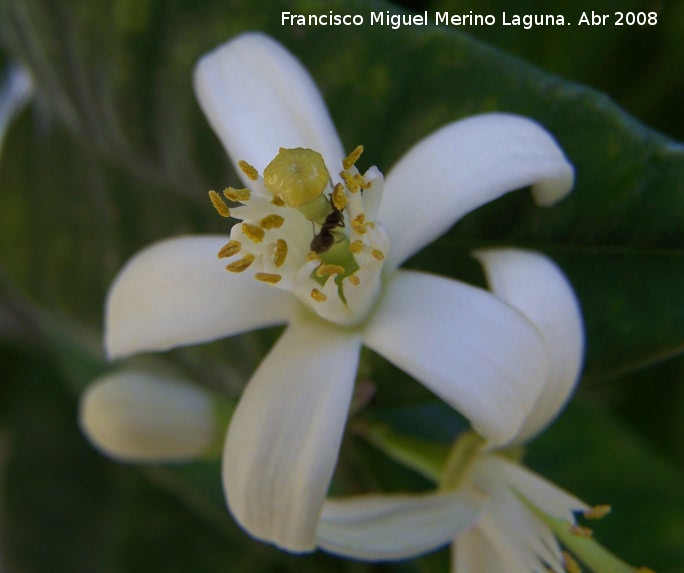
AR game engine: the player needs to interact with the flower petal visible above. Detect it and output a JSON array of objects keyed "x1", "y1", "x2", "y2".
[
  {"x1": 363, "y1": 270, "x2": 548, "y2": 446},
  {"x1": 194, "y1": 32, "x2": 345, "y2": 182},
  {"x1": 317, "y1": 491, "x2": 484, "y2": 560},
  {"x1": 79, "y1": 370, "x2": 219, "y2": 462},
  {"x1": 381, "y1": 113, "x2": 574, "y2": 270},
  {"x1": 105, "y1": 236, "x2": 294, "y2": 359},
  {"x1": 0, "y1": 63, "x2": 33, "y2": 162},
  {"x1": 222, "y1": 311, "x2": 362, "y2": 552},
  {"x1": 473, "y1": 248, "x2": 584, "y2": 443}
]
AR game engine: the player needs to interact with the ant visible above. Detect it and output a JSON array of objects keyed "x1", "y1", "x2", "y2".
[{"x1": 310, "y1": 195, "x2": 345, "y2": 254}]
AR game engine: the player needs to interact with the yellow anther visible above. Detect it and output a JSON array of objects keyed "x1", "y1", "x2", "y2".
[
  {"x1": 355, "y1": 173, "x2": 371, "y2": 190},
  {"x1": 371, "y1": 249, "x2": 385, "y2": 261},
  {"x1": 348, "y1": 274, "x2": 360, "y2": 286},
  {"x1": 316, "y1": 264, "x2": 345, "y2": 277},
  {"x1": 226, "y1": 254, "x2": 255, "y2": 273},
  {"x1": 349, "y1": 240, "x2": 364, "y2": 254},
  {"x1": 343, "y1": 145, "x2": 364, "y2": 170},
  {"x1": 273, "y1": 239, "x2": 288, "y2": 267},
  {"x1": 263, "y1": 147, "x2": 329, "y2": 207},
  {"x1": 259, "y1": 214, "x2": 285, "y2": 230},
  {"x1": 637, "y1": 568, "x2": 656, "y2": 573},
  {"x1": 208, "y1": 190, "x2": 231, "y2": 217},
  {"x1": 242, "y1": 223, "x2": 265, "y2": 243},
  {"x1": 306, "y1": 251, "x2": 321, "y2": 262},
  {"x1": 255, "y1": 272, "x2": 282, "y2": 284},
  {"x1": 562, "y1": 551, "x2": 582, "y2": 573},
  {"x1": 583, "y1": 505, "x2": 611, "y2": 520},
  {"x1": 223, "y1": 187, "x2": 251, "y2": 202},
  {"x1": 569, "y1": 525, "x2": 593, "y2": 538},
  {"x1": 271, "y1": 195, "x2": 285, "y2": 207},
  {"x1": 238, "y1": 160, "x2": 259, "y2": 181},
  {"x1": 310, "y1": 288, "x2": 327, "y2": 302},
  {"x1": 340, "y1": 170, "x2": 359, "y2": 193},
  {"x1": 351, "y1": 214, "x2": 368, "y2": 234},
  {"x1": 217, "y1": 240, "x2": 241, "y2": 259},
  {"x1": 332, "y1": 183, "x2": 347, "y2": 211}
]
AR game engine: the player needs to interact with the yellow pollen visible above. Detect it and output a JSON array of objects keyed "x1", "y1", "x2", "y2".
[
  {"x1": 310, "y1": 288, "x2": 327, "y2": 302},
  {"x1": 263, "y1": 147, "x2": 330, "y2": 207},
  {"x1": 355, "y1": 173, "x2": 371, "y2": 190},
  {"x1": 223, "y1": 187, "x2": 251, "y2": 202},
  {"x1": 348, "y1": 274, "x2": 360, "y2": 286},
  {"x1": 208, "y1": 190, "x2": 231, "y2": 217},
  {"x1": 259, "y1": 214, "x2": 285, "y2": 230},
  {"x1": 562, "y1": 552, "x2": 582, "y2": 573},
  {"x1": 352, "y1": 214, "x2": 368, "y2": 234},
  {"x1": 569, "y1": 525, "x2": 593, "y2": 538},
  {"x1": 306, "y1": 251, "x2": 321, "y2": 262},
  {"x1": 271, "y1": 195, "x2": 286, "y2": 206},
  {"x1": 583, "y1": 505, "x2": 611, "y2": 520},
  {"x1": 343, "y1": 145, "x2": 364, "y2": 170},
  {"x1": 316, "y1": 264, "x2": 345, "y2": 277},
  {"x1": 371, "y1": 249, "x2": 385, "y2": 261},
  {"x1": 349, "y1": 240, "x2": 364, "y2": 254},
  {"x1": 332, "y1": 183, "x2": 347, "y2": 211},
  {"x1": 238, "y1": 160, "x2": 259, "y2": 181},
  {"x1": 273, "y1": 239, "x2": 288, "y2": 267},
  {"x1": 340, "y1": 170, "x2": 359, "y2": 193},
  {"x1": 242, "y1": 223, "x2": 265, "y2": 243},
  {"x1": 217, "y1": 240, "x2": 241, "y2": 259},
  {"x1": 255, "y1": 272, "x2": 282, "y2": 284},
  {"x1": 226, "y1": 254, "x2": 255, "y2": 273}
]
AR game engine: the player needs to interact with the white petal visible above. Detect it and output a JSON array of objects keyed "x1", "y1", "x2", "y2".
[
  {"x1": 381, "y1": 113, "x2": 574, "y2": 270},
  {"x1": 317, "y1": 491, "x2": 484, "y2": 561},
  {"x1": 79, "y1": 370, "x2": 217, "y2": 462},
  {"x1": 363, "y1": 270, "x2": 548, "y2": 446},
  {"x1": 0, "y1": 63, "x2": 33, "y2": 162},
  {"x1": 453, "y1": 529, "x2": 508, "y2": 573},
  {"x1": 473, "y1": 248, "x2": 584, "y2": 443},
  {"x1": 105, "y1": 236, "x2": 294, "y2": 359},
  {"x1": 194, "y1": 32, "x2": 345, "y2": 183},
  {"x1": 222, "y1": 312, "x2": 362, "y2": 552}
]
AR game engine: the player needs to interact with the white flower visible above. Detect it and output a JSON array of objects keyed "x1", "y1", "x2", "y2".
[
  {"x1": 103, "y1": 32, "x2": 575, "y2": 551},
  {"x1": 316, "y1": 249, "x2": 588, "y2": 572}
]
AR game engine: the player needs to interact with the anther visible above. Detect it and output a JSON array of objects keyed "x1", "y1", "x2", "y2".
[
  {"x1": 348, "y1": 274, "x2": 360, "y2": 286},
  {"x1": 583, "y1": 505, "x2": 611, "y2": 520},
  {"x1": 352, "y1": 214, "x2": 368, "y2": 234},
  {"x1": 562, "y1": 551, "x2": 581, "y2": 573},
  {"x1": 255, "y1": 272, "x2": 282, "y2": 284},
  {"x1": 343, "y1": 145, "x2": 364, "y2": 170},
  {"x1": 332, "y1": 183, "x2": 347, "y2": 211},
  {"x1": 316, "y1": 264, "x2": 345, "y2": 277},
  {"x1": 273, "y1": 239, "x2": 288, "y2": 267},
  {"x1": 226, "y1": 254, "x2": 255, "y2": 273},
  {"x1": 209, "y1": 190, "x2": 231, "y2": 217},
  {"x1": 310, "y1": 288, "x2": 327, "y2": 302},
  {"x1": 223, "y1": 187, "x2": 251, "y2": 202},
  {"x1": 217, "y1": 240, "x2": 241, "y2": 259},
  {"x1": 349, "y1": 240, "x2": 364, "y2": 254},
  {"x1": 271, "y1": 195, "x2": 285, "y2": 206},
  {"x1": 371, "y1": 249, "x2": 385, "y2": 261},
  {"x1": 340, "y1": 170, "x2": 359, "y2": 193},
  {"x1": 306, "y1": 251, "x2": 321, "y2": 262},
  {"x1": 238, "y1": 160, "x2": 259, "y2": 181},
  {"x1": 355, "y1": 173, "x2": 371, "y2": 190},
  {"x1": 569, "y1": 525, "x2": 593, "y2": 538},
  {"x1": 259, "y1": 214, "x2": 285, "y2": 230},
  {"x1": 242, "y1": 223, "x2": 265, "y2": 243}
]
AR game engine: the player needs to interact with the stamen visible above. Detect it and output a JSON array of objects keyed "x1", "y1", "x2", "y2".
[
  {"x1": 271, "y1": 195, "x2": 285, "y2": 206},
  {"x1": 242, "y1": 223, "x2": 265, "y2": 243},
  {"x1": 340, "y1": 170, "x2": 359, "y2": 193},
  {"x1": 562, "y1": 551, "x2": 581, "y2": 573},
  {"x1": 306, "y1": 251, "x2": 321, "y2": 262},
  {"x1": 348, "y1": 274, "x2": 360, "y2": 286},
  {"x1": 273, "y1": 239, "x2": 288, "y2": 267},
  {"x1": 355, "y1": 173, "x2": 371, "y2": 190},
  {"x1": 226, "y1": 254, "x2": 255, "y2": 273},
  {"x1": 238, "y1": 160, "x2": 259, "y2": 181},
  {"x1": 310, "y1": 288, "x2": 327, "y2": 302},
  {"x1": 259, "y1": 214, "x2": 285, "y2": 230},
  {"x1": 223, "y1": 187, "x2": 251, "y2": 202},
  {"x1": 569, "y1": 525, "x2": 593, "y2": 538},
  {"x1": 371, "y1": 249, "x2": 385, "y2": 261},
  {"x1": 343, "y1": 145, "x2": 363, "y2": 170},
  {"x1": 583, "y1": 505, "x2": 611, "y2": 520},
  {"x1": 349, "y1": 240, "x2": 364, "y2": 254},
  {"x1": 255, "y1": 272, "x2": 282, "y2": 284},
  {"x1": 208, "y1": 190, "x2": 231, "y2": 217},
  {"x1": 332, "y1": 183, "x2": 347, "y2": 211},
  {"x1": 217, "y1": 240, "x2": 241, "y2": 259},
  {"x1": 316, "y1": 264, "x2": 345, "y2": 277},
  {"x1": 351, "y1": 214, "x2": 368, "y2": 234}
]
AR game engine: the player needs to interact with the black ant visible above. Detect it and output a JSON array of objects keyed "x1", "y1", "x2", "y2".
[{"x1": 310, "y1": 195, "x2": 345, "y2": 254}]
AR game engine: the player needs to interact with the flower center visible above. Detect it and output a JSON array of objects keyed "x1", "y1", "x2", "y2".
[{"x1": 208, "y1": 145, "x2": 390, "y2": 326}]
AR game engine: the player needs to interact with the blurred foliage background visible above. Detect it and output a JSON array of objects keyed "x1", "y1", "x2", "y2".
[{"x1": 1, "y1": 0, "x2": 683, "y2": 571}]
